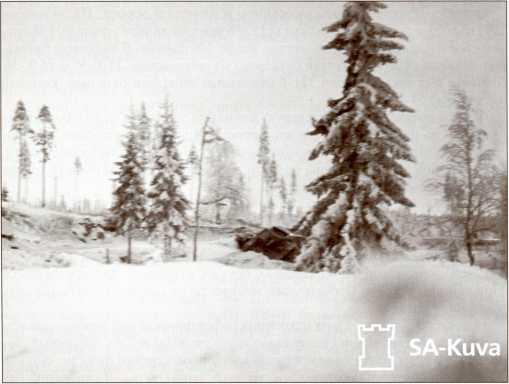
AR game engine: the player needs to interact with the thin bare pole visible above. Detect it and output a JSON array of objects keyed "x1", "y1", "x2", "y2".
[{"x1": 192, "y1": 117, "x2": 210, "y2": 262}]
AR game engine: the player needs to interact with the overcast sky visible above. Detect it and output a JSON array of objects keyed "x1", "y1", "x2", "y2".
[{"x1": 1, "y1": 2, "x2": 506, "y2": 214}]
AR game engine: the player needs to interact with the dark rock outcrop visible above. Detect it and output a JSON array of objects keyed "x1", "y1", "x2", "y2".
[{"x1": 235, "y1": 226, "x2": 304, "y2": 262}]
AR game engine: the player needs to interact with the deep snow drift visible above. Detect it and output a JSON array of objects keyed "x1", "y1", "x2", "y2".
[{"x1": 3, "y1": 259, "x2": 507, "y2": 382}]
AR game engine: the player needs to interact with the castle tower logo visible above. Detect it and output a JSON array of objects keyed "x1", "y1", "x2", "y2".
[{"x1": 358, "y1": 324, "x2": 395, "y2": 371}]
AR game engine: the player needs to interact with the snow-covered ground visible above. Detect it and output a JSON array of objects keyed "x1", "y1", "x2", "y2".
[
  {"x1": 2, "y1": 203, "x2": 294, "y2": 271},
  {"x1": 3, "y1": 259, "x2": 507, "y2": 382},
  {"x1": 2, "y1": 204, "x2": 507, "y2": 381}
]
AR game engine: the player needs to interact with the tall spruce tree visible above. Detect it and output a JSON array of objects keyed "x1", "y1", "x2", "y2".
[
  {"x1": 109, "y1": 129, "x2": 146, "y2": 264},
  {"x1": 146, "y1": 99, "x2": 189, "y2": 259},
  {"x1": 11, "y1": 101, "x2": 32, "y2": 202},
  {"x1": 137, "y1": 102, "x2": 152, "y2": 171},
  {"x1": 125, "y1": 105, "x2": 138, "y2": 135},
  {"x1": 34, "y1": 105, "x2": 56, "y2": 208},
  {"x1": 294, "y1": 1, "x2": 414, "y2": 273}
]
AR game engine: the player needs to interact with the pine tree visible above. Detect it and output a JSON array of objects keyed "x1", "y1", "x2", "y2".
[
  {"x1": 11, "y1": 101, "x2": 32, "y2": 202},
  {"x1": 34, "y1": 105, "x2": 56, "y2": 208},
  {"x1": 294, "y1": 2, "x2": 414, "y2": 273},
  {"x1": 257, "y1": 119, "x2": 270, "y2": 224},
  {"x1": 146, "y1": 99, "x2": 189, "y2": 260},
  {"x1": 19, "y1": 139, "x2": 32, "y2": 203},
  {"x1": 109, "y1": 129, "x2": 146, "y2": 264}
]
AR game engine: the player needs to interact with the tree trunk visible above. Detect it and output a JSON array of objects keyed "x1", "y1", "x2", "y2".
[
  {"x1": 192, "y1": 117, "x2": 210, "y2": 262},
  {"x1": 41, "y1": 161, "x2": 46, "y2": 207},
  {"x1": 24, "y1": 177, "x2": 29, "y2": 203},
  {"x1": 53, "y1": 176, "x2": 58, "y2": 209},
  {"x1": 17, "y1": 135, "x2": 22, "y2": 203},
  {"x1": 17, "y1": 168, "x2": 21, "y2": 203},
  {"x1": 215, "y1": 203, "x2": 221, "y2": 224},
  {"x1": 466, "y1": 240, "x2": 474, "y2": 266},
  {"x1": 127, "y1": 232, "x2": 132, "y2": 264},
  {"x1": 259, "y1": 169, "x2": 264, "y2": 225},
  {"x1": 465, "y1": 129, "x2": 474, "y2": 266},
  {"x1": 163, "y1": 235, "x2": 168, "y2": 261},
  {"x1": 163, "y1": 234, "x2": 172, "y2": 261}
]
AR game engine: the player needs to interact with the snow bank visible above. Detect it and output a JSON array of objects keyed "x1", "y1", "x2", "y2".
[
  {"x1": 57, "y1": 252, "x2": 104, "y2": 268},
  {"x1": 3, "y1": 259, "x2": 506, "y2": 381},
  {"x1": 216, "y1": 250, "x2": 295, "y2": 270}
]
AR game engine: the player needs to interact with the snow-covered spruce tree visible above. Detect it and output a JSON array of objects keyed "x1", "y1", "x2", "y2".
[
  {"x1": 294, "y1": 1, "x2": 414, "y2": 273},
  {"x1": 145, "y1": 100, "x2": 189, "y2": 260},
  {"x1": 125, "y1": 105, "x2": 138, "y2": 135},
  {"x1": 109, "y1": 130, "x2": 146, "y2": 264},
  {"x1": 137, "y1": 102, "x2": 152, "y2": 171},
  {"x1": 34, "y1": 105, "x2": 56, "y2": 208},
  {"x1": 11, "y1": 101, "x2": 32, "y2": 202}
]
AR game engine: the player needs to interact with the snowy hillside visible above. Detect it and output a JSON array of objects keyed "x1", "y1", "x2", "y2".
[
  {"x1": 4, "y1": 260, "x2": 506, "y2": 382},
  {"x1": 2, "y1": 203, "x2": 111, "y2": 269},
  {"x1": 1, "y1": 203, "x2": 288, "y2": 270}
]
